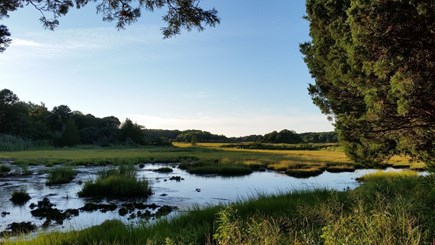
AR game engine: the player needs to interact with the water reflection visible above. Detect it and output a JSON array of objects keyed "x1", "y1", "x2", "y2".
[{"x1": 0, "y1": 163, "x2": 424, "y2": 234}]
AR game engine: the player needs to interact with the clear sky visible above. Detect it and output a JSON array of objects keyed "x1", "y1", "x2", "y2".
[{"x1": 0, "y1": 0, "x2": 334, "y2": 137}]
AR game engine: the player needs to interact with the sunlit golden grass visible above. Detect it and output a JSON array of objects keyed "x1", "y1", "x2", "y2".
[
  {"x1": 175, "y1": 142, "x2": 352, "y2": 164},
  {"x1": 0, "y1": 144, "x2": 424, "y2": 173},
  {"x1": 409, "y1": 161, "x2": 427, "y2": 171},
  {"x1": 285, "y1": 167, "x2": 325, "y2": 178},
  {"x1": 357, "y1": 170, "x2": 419, "y2": 182},
  {"x1": 325, "y1": 164, "x2": 356, "y2": 172}
]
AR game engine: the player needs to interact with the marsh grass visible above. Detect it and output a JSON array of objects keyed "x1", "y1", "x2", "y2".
[
  {"x1": 4, "y1": 174, "x2": 434, "y2": 244},
  {"x1": 10, "y1": 190, "x2": 31, "y2": 205},
  {"x1": 179, "y1": 161, "x2": 253, "y2": 176},
  {"x1": 325, "y1": 164, "x2": 356, "y2": 172},
  {"x1": 0, "y1": 164, "x2": 11, "y2": 173},
  {"x1": 0, "y1": 144, "x2": 424, "y2": 172},
  {"x1": 285, "y1": 167, "x2": 325, "y2": 178},
  {"x1": 223, "y1": 142, "x2": 338, "y2": 151},
  {"x1": 153, "y1": 167, "x2": 173, "y2": 173},
  {"x1": 78, "y1": 165, "x2": 151, "y2": 198},
  {"x1": 0, "y1": 134, "x2": 52, "y2": 151},
  {"x1": 46, "y1": 166, "x2": 77, "y2": 185},
  {"x1": 357, "y1": 170, "x2": 419, "y2": 182}
]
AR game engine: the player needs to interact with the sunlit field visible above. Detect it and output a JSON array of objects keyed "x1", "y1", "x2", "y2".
[{"x1": 0, "y1": 143, "x2": 425, "y2": 173}]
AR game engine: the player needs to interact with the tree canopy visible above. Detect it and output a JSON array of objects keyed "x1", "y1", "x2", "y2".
[
  {"x1": 0, "y1": 88, "x2": 338, "y2": 149},
  {"x1": 301, "y1": 0, "x2": 435, "y2": 167},
  {"x1": 0, "y1": 0, "x2": 220, "y2": 52}
]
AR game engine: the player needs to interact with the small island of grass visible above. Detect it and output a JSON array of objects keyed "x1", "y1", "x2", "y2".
[
  {"x1": 78, "y1": 165, "x2": 152, "y2": 198},
  {"x1": 10, "y1": 190, "x2": 31, "y2": 205},
  {"x1": 46, "y1": 166, "x2": 77, "y2": 185},
  {"x1": 179, "y1": 161, "x2": 253, "y2": 177}
]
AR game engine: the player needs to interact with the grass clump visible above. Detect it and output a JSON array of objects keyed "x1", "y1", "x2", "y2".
[
  {"x1": 325, "y1": 164, "x2": 355, "y2": 173},
  {"x1": 179, "y1": 161, "x2": 252, "y2": 176},
  {"x1": 154, "y1": 167, "x2": 173, "y2": 173},
  {"x1": 285, "y1": 167, "x2": 325, "y2": 178},
  {"x1": 46, "y1": 166, "x2": 77, "y2": 185},
  {"x1": 10, "y1": 190, "x2": 31, "y2": 205},
  {"x1": 0, "y1": 164, "x2": 11, "y2": 173},
  {"x1": 78, "y1": 165, "x2": 151, "y2": 198},
  {"x1": 357, "y1": 170, "x2": 419, "y2": 182},
  {"x1": 4, "y1": 174, "x2": 434, "y2": 244}
]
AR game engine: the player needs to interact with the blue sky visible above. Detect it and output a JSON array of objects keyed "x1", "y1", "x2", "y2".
[{"x1": 0, "y1": 0, "x2": 334, "y2": 137}]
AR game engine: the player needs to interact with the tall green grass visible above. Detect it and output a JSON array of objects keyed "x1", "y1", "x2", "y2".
[
  {"x1": 0, "y1": 134, "x2": 52, "y2": 151},
  {"x1": 10, "y1": 190, "x2": 31, "y2": 205},
  {"x1": 46, "y1": 167, "x2": 77, "y2": 185},
  {"x1": 0, "y1": 164, "x2": 11, "y2": 173},
  {"x1": 78, "y1": 165, "x2": 151, "y2": 198},
  {"x1": 5, "y1": 174, "x2": 433, "y2": 244}
]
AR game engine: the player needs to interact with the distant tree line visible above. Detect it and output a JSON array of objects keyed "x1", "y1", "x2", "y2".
[
  {"x1": 0, "y1": 88, "x2": 337, "y2": 149},
  {"x1": 0, "y1": 88, "x2": 152, "y2": 147},
  {"x1": 173, "y1": 129, "x2": 337, "y2": 144}
]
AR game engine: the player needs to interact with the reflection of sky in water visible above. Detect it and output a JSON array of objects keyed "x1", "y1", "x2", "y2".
[{"x1": 0, "y1": 164, "x2": 425, "y2": 234}]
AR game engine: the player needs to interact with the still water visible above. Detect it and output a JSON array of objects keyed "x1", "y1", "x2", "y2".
[{"x1": 0, "y1": 163, "x2": 416, "y2": 234}]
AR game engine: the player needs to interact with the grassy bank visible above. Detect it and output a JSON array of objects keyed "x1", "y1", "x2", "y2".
[
  {"x1": 4, "y1": 174, "x2": 433, "y2": 244},
  {"x1": 0, "y1": 144, "x2": 424, "y2": 176}
]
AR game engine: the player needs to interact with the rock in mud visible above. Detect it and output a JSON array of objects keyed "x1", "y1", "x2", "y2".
[
  {"x1": 79, "y1": 203, "x2": 117, "y2": 213},
  {"x1": 136, "y1": 210, "x2": 152, "y2": 219},
  {"x1": 1, "y1": 211, "x2": 10, "y2": 217},
  {"x1": 30, "y1": 197, "x2": 79, "y2": 227},
  {"x1": 169, "y1": 176, "x2": 184, "y2": 181},
  {"x1": 118, "y1": 207, "x2": 128, "y2": 216},
  {"x1": 156, "y1": 205, "x2": 175, "y2": 217}
]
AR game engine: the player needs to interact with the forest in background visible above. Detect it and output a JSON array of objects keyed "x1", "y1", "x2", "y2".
[{"x1": 0, "y1": 88, "x2": 337, "y2": 150}]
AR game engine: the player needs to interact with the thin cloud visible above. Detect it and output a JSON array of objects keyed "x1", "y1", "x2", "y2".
[
  {"x1": 11, "y1": 38, "x2": 42, "y2": 47},
  {"x1": 2, "y1": 25, "x2": 163, "y2": 59}
]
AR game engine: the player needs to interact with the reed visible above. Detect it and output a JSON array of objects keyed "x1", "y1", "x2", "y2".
[
  {"x1": 179, "y1": 161, "x2": 253, "y2": 176},
  {"x1": 78, "y1": 165, "x2": 151, "y2": 198},
  {"x1": 46, "y1": 166, "x2": 77, "y2": 185},
  {"x1": 4, "y1": 174, "x2": 434, "y2": 244},
  {"x1": 10, "y1": 190, "x2": 31, "y2": 205},
  {"x1": 356, "y1": 170, "x2": 419, "y2": 182}
]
